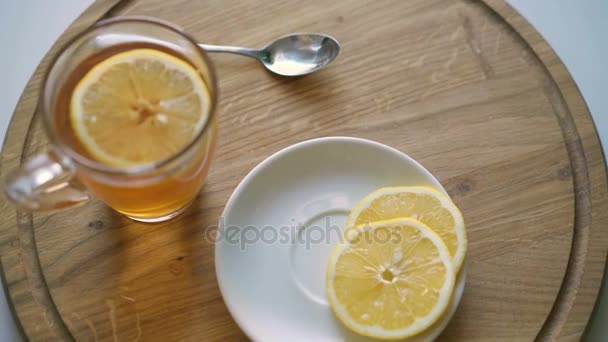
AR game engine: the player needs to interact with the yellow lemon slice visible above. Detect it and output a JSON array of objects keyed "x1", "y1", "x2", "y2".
[
  {"x1": 70, "y1": 48, "x2": 211, "y2": 168},
  {"x1": 326, "y1": 218, "x2": 455, "y2": 339},
  {"x1": 346, "y1": 186, "x2": 467, "y2": 272}
]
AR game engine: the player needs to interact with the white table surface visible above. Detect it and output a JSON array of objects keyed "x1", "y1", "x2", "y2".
[{"x1": 0, "y1": 0, "x2": 606, "y2": 341}]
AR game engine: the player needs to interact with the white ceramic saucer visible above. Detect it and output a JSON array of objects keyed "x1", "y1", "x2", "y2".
[{"x1": 216, "y1": 137, "x2": 466, "y2": 341}]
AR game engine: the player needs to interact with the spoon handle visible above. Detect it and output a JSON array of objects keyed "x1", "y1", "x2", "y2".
[{"x1": 199, "y1": 44, "x2": 261, "y2": 59}]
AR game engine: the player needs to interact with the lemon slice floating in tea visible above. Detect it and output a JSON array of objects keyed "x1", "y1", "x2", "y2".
[
  {"x1": 346, "y1": 186, "x2": 467, "y2": 272},
  {"x1": 326, "y1": 218, "x2": 455, "y2": 339},
  {"x1": 70, "y1": 48, "x2": 211, "y2": 168}
]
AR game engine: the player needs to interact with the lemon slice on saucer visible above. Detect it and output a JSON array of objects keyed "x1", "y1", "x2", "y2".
[
  {"x1": 346, "y1": 186, "x2": 467, "y2": 272},
  {"x1": 326, "y1": 218, "x2": 455, "y2": 339}
]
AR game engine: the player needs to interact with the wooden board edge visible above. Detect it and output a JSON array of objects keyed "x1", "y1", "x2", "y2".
[
  {"x1": 481, "y1": 0, "x2": 608, "y2": 340},
  {"x1": 0, "y1": 0, "x2": 129, "y2": 340}
]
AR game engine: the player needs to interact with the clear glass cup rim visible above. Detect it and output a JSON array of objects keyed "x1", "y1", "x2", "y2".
[{"x1": 40, "y1": 16, "x2": 218, "y2": 177}]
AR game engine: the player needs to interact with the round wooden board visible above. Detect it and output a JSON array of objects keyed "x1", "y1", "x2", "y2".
[{"x1": 1, "y1": 0, "x2": 607, "y2": 340}]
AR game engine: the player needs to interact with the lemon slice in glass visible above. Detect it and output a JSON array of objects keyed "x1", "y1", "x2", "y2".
[{"x1": 70, "y1": 48, "x2": 210, "y2": 168}]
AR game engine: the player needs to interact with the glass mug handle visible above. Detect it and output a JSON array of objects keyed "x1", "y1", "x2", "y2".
[{"x1": 4, "y1": 150, "x2": 91, "y2": 211}]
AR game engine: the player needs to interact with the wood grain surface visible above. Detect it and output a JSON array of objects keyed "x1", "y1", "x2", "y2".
[{"x1": 1, "y1": 0, "x2": 607, "y2": 341}]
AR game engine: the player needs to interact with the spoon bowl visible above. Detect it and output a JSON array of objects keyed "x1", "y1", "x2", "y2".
[
  {"x1": 200, "y1": 33, "x2": 340, "y2": 77},
  {"x1": 262, "y1": 33, "x2": 340, "y2": 76}
]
